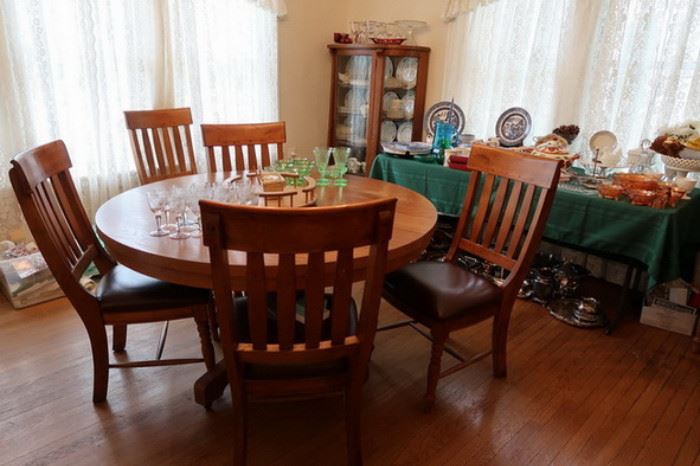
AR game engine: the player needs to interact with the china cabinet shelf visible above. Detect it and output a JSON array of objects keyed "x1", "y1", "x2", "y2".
[{"x1": 328, "y1": 44, "x2": 430, "y2": 175}]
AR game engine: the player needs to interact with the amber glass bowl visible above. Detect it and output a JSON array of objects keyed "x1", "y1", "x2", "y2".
[
  {"x1": 628, "y1": 189, "x2": 656, "y2": 206},
  {"x1": 612, "y1": 173, "x2": 659, "y2": 191},
  {"x1": 669, "y1": 188, "x2": 685, "y2": 207},
  {"x1": 597, "y1": 183, "x2": 625, "y2": 200}
]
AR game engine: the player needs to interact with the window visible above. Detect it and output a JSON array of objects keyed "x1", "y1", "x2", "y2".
[
  {"x1": 0, "y1": 0, "x2": 279, "y2": 239},
  {"x1": 443, "y1": 0, "x2": 700, "y2": 154}
]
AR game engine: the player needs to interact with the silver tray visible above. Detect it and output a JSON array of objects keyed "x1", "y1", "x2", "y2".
[
  {"x1": 548, "y1": 298, "x2": 607, "y2": 328},
  {"x1": 382, "y1": 141, "x2": 432, "y2": 156}
]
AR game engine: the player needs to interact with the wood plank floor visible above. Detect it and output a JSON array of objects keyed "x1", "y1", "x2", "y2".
[{"x1": 1, "y1": 287, "x2": 698, "y2": 466}]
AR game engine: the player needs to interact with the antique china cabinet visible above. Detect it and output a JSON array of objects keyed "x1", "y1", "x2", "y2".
[{"x1": 327, "y1": 44, "x2": 430, "y2": 175}]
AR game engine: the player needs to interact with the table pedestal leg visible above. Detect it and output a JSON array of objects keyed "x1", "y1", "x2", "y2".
[{"x1": 194, "y1": 360, "x2": 229, "y2": 408}]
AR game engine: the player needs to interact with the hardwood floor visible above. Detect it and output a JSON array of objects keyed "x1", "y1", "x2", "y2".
[{"x1": 1, "y1": 286, "x2": 698, "y2": 466}]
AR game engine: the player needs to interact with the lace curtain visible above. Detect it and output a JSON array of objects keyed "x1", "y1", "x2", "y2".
[
  {"x1": 443, "y1": 0, "x2": 497, "y2": 21},
  {"x1": 248, "y1": 0, "x2": 287, "y2": 18},
  {"x1": 443, "y1": 0, "x2": 700, "y2": 155},
  {"x1": 0, "y1": 0, "x2": 278, "y2": 241}
]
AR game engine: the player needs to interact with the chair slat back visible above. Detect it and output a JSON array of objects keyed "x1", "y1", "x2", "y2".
[
  {"x1": 9, "y1": 140, "x2": 115, "y2": 305},
  {"x1": 201, "y1": 122, "x2": 285, "y2": 173},
  {"x1": 446, "y1": 145, "x2": 561, "y2": 291},
  {"x1": 201, "y1": 199, "x2": 396, "y2": 365},
  {"x1": 124, "y1": 108, "x2": 198, "y2": 184}
]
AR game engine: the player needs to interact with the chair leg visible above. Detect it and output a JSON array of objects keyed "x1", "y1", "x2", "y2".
[
  {"x1": 492, "y1": 308, "x2": 512, "y2": 378},
  {"x1": 88, "y1": 325, "x2": 110, "y2": 403},
  {"x1": 112, "y1": 324, "x2": 127, "y2": 352},
  {"x1": 207, "y1": 300, "x2": 220, "y2": 342},
  {"x1": 194, "y1": 306, "x2": 216, "y2": 371},
  {"x1": 425, "y1": 328, "x2": 448, "y2": 412},
  {"x1": 345, "y1": 378, "x2": 364, "y2": 466},
  {"x1": 155, "y1": 321, "x2": 169, "y2": 360},
  {"x1": 232, "y1": 384, "x2": 248, "y2": 466}
]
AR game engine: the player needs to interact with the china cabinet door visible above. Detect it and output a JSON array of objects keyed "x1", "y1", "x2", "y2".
[
  {"x1": 377, "y1": 51, "x2": 428, "y2": 158},
  {"x1": 328, "y1": 45, "x2": 430, "y2": 176},
  {"x1": 329, "y1": 52, "x2": 376, "y2": 172}
]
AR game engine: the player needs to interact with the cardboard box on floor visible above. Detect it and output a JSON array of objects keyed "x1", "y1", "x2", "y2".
[
  {"x1": 641, "y1": 279, "x2": 698, "y2": 336},
  {"x1": 0, "y1": 252, "x2": 64, "y2": 309}
]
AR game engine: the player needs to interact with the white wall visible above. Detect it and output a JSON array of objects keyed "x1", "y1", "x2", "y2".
[
  {"x1": 278, "y1": 0, "x2": 449, "y2": 156},
  {"x1": 277, "y1": 0, "x2": 350, "y2": 157}
]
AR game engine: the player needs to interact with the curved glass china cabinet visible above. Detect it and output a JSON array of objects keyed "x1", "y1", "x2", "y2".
[{"x1": 327, "y1": 44, "x2": 431, "y2": 175}]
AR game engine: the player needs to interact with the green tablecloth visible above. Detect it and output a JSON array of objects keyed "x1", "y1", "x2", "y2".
[{"x1": 370, "y1": 153, "x2": 700, "y2": 289}]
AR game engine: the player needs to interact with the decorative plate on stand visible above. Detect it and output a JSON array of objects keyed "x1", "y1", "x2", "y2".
[
  {"x1": 424, "y1": 101, "x2": 466, "y2": 137},
  {"x1": 589, "y1": 130, "x2": 618, "y2": 154},
  {"x1": 495, "y1": 107, "x2": 532, "y2": 147}
]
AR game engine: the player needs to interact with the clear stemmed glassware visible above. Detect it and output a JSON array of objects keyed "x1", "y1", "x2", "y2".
[
  {"x1": 237, "y1": 178, "x2": 258, "y2": 205},
  {"x1": 168, "y1": 194, "x2": 191, "y2": 240},
  {"x1": 313, "y1": 146, "x2": 332, "y2": 186},
  {"x1": 332, "y1": 147, "x2": 350, "y2": 186},
  {"x1": 146, "y1": 191, "x2": 168, "y2": 237},
  {"x1": 162, "y1": 192, "x2": 176, "y2": 231},
  {"x1": 188, "y1": 195, "x2": 202, "y2": 238}
]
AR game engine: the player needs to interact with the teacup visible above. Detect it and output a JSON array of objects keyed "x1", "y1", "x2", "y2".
[{"x1": 675, "y1": 176, "x2": 696, "y2": 192}]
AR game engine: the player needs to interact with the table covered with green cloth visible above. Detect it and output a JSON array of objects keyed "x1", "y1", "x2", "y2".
[{"x1": 369, "y1": 153, "x2": 700, "y2": 289}]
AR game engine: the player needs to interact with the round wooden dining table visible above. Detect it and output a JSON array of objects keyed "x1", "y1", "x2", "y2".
[
  {"x1": 95, "y1": 172, "x2": 438, "y2": 289},
  {"x1": 95, "y1": 172, "x2": 437, "y2": 407}
]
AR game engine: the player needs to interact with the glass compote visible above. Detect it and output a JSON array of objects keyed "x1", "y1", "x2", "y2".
[
  {"x1": 332, "y1": 147, "x2": 350, "y2": 186},
  {"x1": 290, "y1": 157, "x2": 314, "y2": 186},
  {"x1": 146, "y1": 191, "x2": 168, "y2": 237},
  {"x1": 313, "y1": 147, "x2": 332, "y2": 186}
]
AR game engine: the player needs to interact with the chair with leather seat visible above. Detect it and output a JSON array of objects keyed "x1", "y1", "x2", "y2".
[
  {"x1": 9, "y1": 140, "x2": 216, "y2": 403},
  {"x1": 382, "y1": 145, "x2": 561, "y2": 410},
  {"x1": 201, "y1": 121, "x2": 285, "y2": 173},
  {"x1": 124, "y1": 107, "x2": 199, "y2": 184},
  {"x1": 200, "y1": 197, "x2": 396, "y2": 466}
]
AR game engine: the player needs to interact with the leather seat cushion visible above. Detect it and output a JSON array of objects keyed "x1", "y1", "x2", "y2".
[
  {"x1": 232, "y1": 293, "x2": 358, "y2": 344},
  {"x1": 383, "y1": 261, "x2": 501, "y2": 321},
  {"x1": 232, "y1": 293, "x2": 357, "y2": 380},
  {"x1": 95, "y1": 265, "x2": 210, "y2": 313}
]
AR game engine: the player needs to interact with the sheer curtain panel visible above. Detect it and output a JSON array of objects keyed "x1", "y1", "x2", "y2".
[
  {"x1": 443, "y1": 0, "x2": 700, "y2": 154},
  {"x1": 0, "y1": 0, "x2": 278, "y2": 241}
]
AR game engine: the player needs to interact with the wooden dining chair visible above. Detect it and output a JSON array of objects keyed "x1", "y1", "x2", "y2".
[
  {"x1": 200, "y1": 197, "x2": 396, "y2": 466},
  {"x1": 9, "y1": 140, "x2": 215, "y2": 403},
  {"x1": 381, "y1": 145, "x2": 561, "y2": 410},
  {"x1": 201, "y1": 122, "x2": 285, "y2": 172},
  {"x1": 124, "y1": 107, "x2": 198, "y2": 184}
]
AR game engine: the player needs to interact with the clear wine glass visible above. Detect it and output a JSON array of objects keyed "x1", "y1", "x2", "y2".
[
  {"x1": 168, "y1": 194, "x2": 190, "y2": 240},
  {"x1": 146, "y1": 191, "x2": 168, "y2": 237},
  {"x1": 189, "y1": 195, "x2": 202, "y2": 238},
  {"x1": 162, "y1": 190, "x2": 176, "y2": 231},
  {"x1": 237, "y1": 178, "x2": 258, "y2": 205}
]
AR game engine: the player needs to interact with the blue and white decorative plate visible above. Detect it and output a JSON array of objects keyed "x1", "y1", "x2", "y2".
[
  {"x1": 495, "y1": 107, "x2": 532, "y2": 147},
  {"x1": 424, "y1": 101, "x2": 466, "y2": 137}
]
